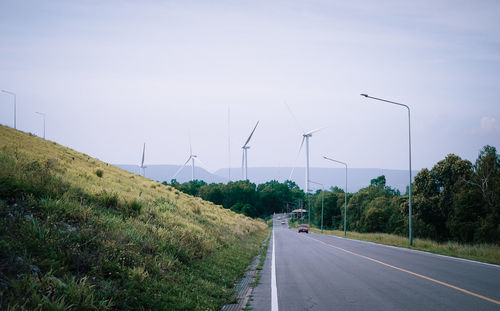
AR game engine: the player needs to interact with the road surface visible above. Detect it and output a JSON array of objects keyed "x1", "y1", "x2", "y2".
[{"x1": 250, "y1": 214, "x2": 500, "y2": 311}]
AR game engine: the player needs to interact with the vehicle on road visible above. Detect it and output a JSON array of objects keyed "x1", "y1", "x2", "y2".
[
  {"x1": 281, "y1": 220, "x2": 285, "y2": 225},
  {"x1": 298, "y1": 224, "x2": 309, "y2": 233}
]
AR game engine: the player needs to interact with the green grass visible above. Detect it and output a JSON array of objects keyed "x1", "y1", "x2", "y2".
[
  {"x1": 310, "y1": 228, "x2": 500, "y2": 265},
  {"x1": 251, "y1": 230, "x2": 271, "y2": 288},
  {"x1": 0, "y1": 125, "x2": 267, "y2": 310}
]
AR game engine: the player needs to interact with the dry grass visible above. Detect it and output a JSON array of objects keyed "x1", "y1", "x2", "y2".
[
  {"x1": 0, "y1": 125, "x2": 268, "y2": 310},
  {"x1": 0, "y1": 125, "x2": 264, "y2": 236},
  {"x1": 310, "y1": 228, "x2": 500, "y2": 265}
]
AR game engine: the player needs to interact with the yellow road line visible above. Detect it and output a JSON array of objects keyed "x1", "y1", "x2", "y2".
[{"x1": 304, "y1": 235, "x2": 500, "y2": 306}]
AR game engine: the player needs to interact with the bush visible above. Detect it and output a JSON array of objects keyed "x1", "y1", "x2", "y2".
[
  {"x1": 98, "y1": 191, "x2": 119, "y2": 209},
  {"x1": 0, "y1": 148, "x2": 69, "y2": 200},
  {"x1": 124, "y1": 199, "x2": 143, "y2": 217},
  {"x1": 95, "y1": 169, "x2": 104, "y2": 178}
]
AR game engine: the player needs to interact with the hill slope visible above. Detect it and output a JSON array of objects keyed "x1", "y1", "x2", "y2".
[{"x1": 0, "y1": 125, "x2": 267, "y2": 310}]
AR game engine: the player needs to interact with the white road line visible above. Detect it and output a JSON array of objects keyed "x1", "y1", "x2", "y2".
[
  {"x1": 305, "y1": 235, "x2": 500, "y2": 306},
  {"x1": 325, "y1": 234, "x2": 500, "y2": 268},
  {"x1": 271, "y1": 224, "x2": 279, "y2": 311}
]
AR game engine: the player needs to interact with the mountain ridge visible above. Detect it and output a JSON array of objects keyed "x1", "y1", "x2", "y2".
[{"x1": 115, "y1": 163, "x2": 418, "y2": 192}]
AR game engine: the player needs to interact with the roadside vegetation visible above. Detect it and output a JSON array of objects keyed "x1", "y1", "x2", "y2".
[
  {"x1": 0, "y1": 125, "x2": 268, "y2": 310},
  {"x1": 308, "y1": 228, "x2": 500, "y2": 265},
  {"x1": 169, "y1": 145, "x2": 499, "y2": 261}
]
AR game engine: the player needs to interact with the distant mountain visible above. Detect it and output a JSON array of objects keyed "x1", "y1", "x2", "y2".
[
  {"x1": 115, "y1": 164, "x2": 418, "y2": 193},
  {"x1": 214, "y1": 167, "x2": 419, "y2": 193},
  {"x1": 114, "y1": 164, "x2": 228, "y2": 184}
]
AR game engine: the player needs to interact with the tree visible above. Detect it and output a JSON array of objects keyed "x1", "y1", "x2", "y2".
[
  {"x1": 370, "y1": 175, "x2": 386, "y2": 188},
  {"x1": 312, "y1": 191, "x2": 341, "y2": 229},
  {"x1": 166, "y1": 179, "x2": 206, "y2": 196},
  {"x1": 468, "y1": 145, "x2": 500, "y2": 242},
  {"x1": 231, "y1": 202, "x2": 257, "y2": 218},
  {"x1": 470, "y1": 145, "x2": 499, "y2": 211},
  {"x1": 224, "y1": 180, "x2": 257, "y2": 210},
  {"x1": 198, "y1": 183, "x2": 225, "y2": 206}
]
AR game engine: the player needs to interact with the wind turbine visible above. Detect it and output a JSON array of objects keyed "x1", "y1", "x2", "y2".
[
  {"x1": 173, "y1": 139, "x2": 204, "y2": 181},
  {"x1": 228, "y1": 106, "x2": 231, "y2": 181},
  {"x1": 241, "y1": 121, "x2": 259, "y2": 180},
  {"x1": 139, "y1": 143, "x2": 147, "y2": 177},
  {"x1": 286, "y1": 104, "x2": 323, "y2": 194}
]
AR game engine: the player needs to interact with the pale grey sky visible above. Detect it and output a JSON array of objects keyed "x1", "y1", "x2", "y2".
[{"x1": 1, "y1": 0, "x2": 499, "y2": 175}]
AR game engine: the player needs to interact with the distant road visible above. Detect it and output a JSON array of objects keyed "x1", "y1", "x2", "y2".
[{"x1": 250, "y1": 214, "x2": 500, "y2": 311}]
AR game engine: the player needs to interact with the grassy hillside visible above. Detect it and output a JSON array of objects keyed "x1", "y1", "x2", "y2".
[{"x1": 0, "y1": 125, "x2": 268, "y2": 310}]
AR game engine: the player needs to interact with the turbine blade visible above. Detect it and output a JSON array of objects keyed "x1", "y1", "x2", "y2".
[
  {"x1": 189, "y1": 135, "x2": 193, "y2": 156},
  {"x1": 193, "y1": 156, "x2": 206, "y2": 168},
  {"x1": 243, "y1": 120, "x2": 259, "y2": 148},
  {"x1": 305, "y1": 127, "x2": 326, "y2": 136},
  {"x1": 141, "y1": 143, "x2": 146, "y2": 167},
  {"x1": 298, "y1": 135, "x2": 306, "y2": 155},
  {"x1": 288, "y1": 167, "x2": 295, "y2": 180},
  {"x1": 172, "y1": 156, "x2": 191, "y2": 179},
  {"x1": 183, "y1": 156, "x2": 192, "y2": 166},
  {"x1": 289, "y1": 136, "x2": 306, "y2": 179},
  {"x1": 285, "y1": 102, "x2": 304, "y2": 133}
]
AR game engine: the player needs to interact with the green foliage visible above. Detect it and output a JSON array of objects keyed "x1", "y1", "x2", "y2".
[
  {"x1": 166, "y1": 179, "x2": 207, "y2": 196},
  {"x1": 344, "y1": 177, "x2": 402, "y2": 234},
  {"x1": 98, "y1": 190, "x2": 119, "y2": 209},
  {"x1": 0, "y1": 139, "x2": 267, "y2": 311},
  {"x1": 0, "y1": 147, "x2": 69, "y2": 200},
  {"x1": 95, "y1": 169, "x2": 104, "y2": 178},
  {"x1": 312, "y1": 190, "x2": 341, "y2": 229},
  {"x1": 412, "y1": 147, "x2": 500, "y2": 244},
  {"x1": 370, "y1": 175, "x2": 386, "y2": 187},
  {"x1": 167, "y1": 179, "x2": 305, "y2": 219},
  {"x1": 166, "y1": 145, "x2": 499, "y2": 246},
  {"x1": 231, "y1": 202, "x2": 257, "y2": 218}
]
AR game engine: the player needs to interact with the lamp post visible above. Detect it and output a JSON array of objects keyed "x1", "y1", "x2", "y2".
[
  {"x1": 360, "y1": 93, "x2": 413, "y2": 246},
  {"x1": 1, "y1": 90, "x2": 16, "y2": 129},
  {"x1": 323, "y1": 156, "x2": 348, "y2": 236},
  {"x1": 35, "y1": 112, "x2": 46, "y2": 139},
  {"x1": 309, "y1": 181, "x2": 325, "y2": 232}
]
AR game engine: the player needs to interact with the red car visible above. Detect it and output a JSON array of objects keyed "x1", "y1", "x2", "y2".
[{"x1": 298, "y1": 224, "x2": 309, "y2": 233}]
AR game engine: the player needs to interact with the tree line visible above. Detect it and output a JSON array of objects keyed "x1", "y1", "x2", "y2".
[{"x1": 164, "y1": 145, "x2": 499, "y2": 244}]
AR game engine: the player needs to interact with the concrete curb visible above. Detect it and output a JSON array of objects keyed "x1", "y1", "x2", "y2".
[{"x1": 221, "y1": 231, "x2": 271, "y2": 311}]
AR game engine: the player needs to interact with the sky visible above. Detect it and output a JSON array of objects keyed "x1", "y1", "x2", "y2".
[{"x1": 1, "y1": 0, "x2": 499, "y2": 177}]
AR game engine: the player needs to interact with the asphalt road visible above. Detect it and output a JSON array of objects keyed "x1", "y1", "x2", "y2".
[{"x1": 250, "y1": 214, "x2": 500, "y2": 311}]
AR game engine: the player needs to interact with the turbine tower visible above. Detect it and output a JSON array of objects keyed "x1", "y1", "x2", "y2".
[
  {"x1": 290, "y1": 129, "x2": 323, "y2": 193},
  {"x1": 241, "y1": 121, "x2": 259, "y2": 180},
  {"x1": 286, "y1": 104, "x2": 323, "y2": 194},
  {"x1": 140, "y1": 143, "x2": 147, "y2": 177},
  {"x1": 173, "y1": 140, "x2": 203, "y2": 181}
]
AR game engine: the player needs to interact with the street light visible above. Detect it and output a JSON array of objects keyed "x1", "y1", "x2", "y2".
[
  {"x1": 310, "y1": 180, "x2": 325, "y2": 232},
  {"x1": 35, "y1": 112, "x2": 46, "y2": 139},
  {"x1": 323, "y1": 156, "x2": 348, "y2": 236},
  {"x1": 360, "y1": 93, "x2": 413, "y2": 246},
  {"x1": 1, "y1": 90, "x2": 16, "y2": 129}
]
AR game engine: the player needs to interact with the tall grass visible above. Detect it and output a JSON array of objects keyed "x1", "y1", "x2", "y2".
[
  {"x1": 310, "y1": 228, "x2": 500, "y2": 265},
  {"x1": 0, "y1": 125, "x2": 268, "y2": 310}
]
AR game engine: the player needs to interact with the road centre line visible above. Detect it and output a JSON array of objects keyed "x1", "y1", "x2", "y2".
[
  {"x1": 304, "y1": 235, "x2": 500, "y2": 306},
  {"x1": 271, "y1": 226, "x2": 278, "y2": 311}
]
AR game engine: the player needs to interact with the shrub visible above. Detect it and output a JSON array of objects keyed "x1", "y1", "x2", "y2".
[
  {"x1": 124, "y1": 199, "x2": 143, "y2": 217},
  {"x1": 95, "y1": 169, "x2": 104, "y2": 178},
  {"x1": 98, "y1": 191, "x2": 119, "y2": 209}
]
